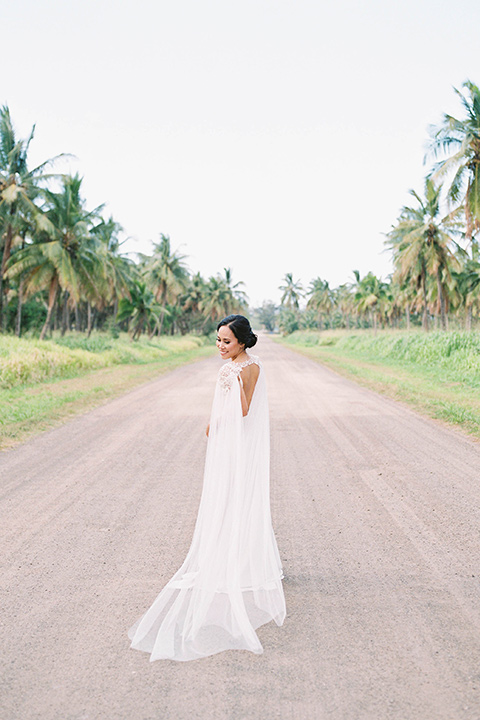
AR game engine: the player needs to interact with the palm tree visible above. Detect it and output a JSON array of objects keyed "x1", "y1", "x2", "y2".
[
  {"x1": 89, "y1": 217, "x2": 137, "y2": 334},
  {"x1": 386, "y1": 179, "x2": 461, "y2": 330},
  {"x1": 428, "y1": 80, "x2": 480, "y2": 258},
  {"x1": 0, "y1": 105, "x2": 64, "y2": 330},
  {"x1": 144, "y1": 234, "x2": 189, "y2": 333},
  {"x1": 389, "y1": 272, "x2": 418, "y2": 329},
  {"x1": 222, "y1": 267, "x2": 248, "y2": 309},
  {"x1": 182, "y1": 272, "x2": 206, "y2": 315},
  {"x1": 116, "y1": 281, "x2": 163, "y2": 340},
  {"x1": 279, "y1": 273, "x2": 303, "y2": 309},
  {"x1": 6, "y1": 174, "x2": 102, "y2": 339},
  {"x1": 199, "y1": 268, "x2": 247, "y2": 327},
  {"x1": 199, "y1": 276, "x2": 232, "y2": 325},
  {"x1": 177, "y1": 272, "x2": 207, "y2": 333},
  {"x1": 307, "y1": 277, "x2": 333, "y2": 329},
  {"x1": 351, "y1": 270, "x2": 389, "y2": 333},
  {"x1": 451, "y1": 255, "x2": 480, "y2": 329},
  {"x1": 332, "y1": 283, "x2": 354, "y2": 329}
]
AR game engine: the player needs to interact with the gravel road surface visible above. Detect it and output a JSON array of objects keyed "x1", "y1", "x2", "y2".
[{"x1": 1, "y1": 335, "x2": 480, "y2": 720}]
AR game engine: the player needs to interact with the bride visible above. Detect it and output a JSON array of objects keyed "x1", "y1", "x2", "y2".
[{"x1": 128, "y1": 315, "x2": 286, "y2": 661}]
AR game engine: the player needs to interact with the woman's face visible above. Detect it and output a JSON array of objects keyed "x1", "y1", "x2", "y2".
[{"x1": 216, "y1": 325, "x2": 244, "y2": 360}]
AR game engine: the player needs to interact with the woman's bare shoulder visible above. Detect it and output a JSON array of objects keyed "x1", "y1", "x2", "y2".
[{"x1": 240, "y1": 362, "x2": 260, "y2": 381}]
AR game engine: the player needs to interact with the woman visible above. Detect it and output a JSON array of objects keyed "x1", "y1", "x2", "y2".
[{"x1": 128, "y1": 315, "x2": 286, "y2": 661}]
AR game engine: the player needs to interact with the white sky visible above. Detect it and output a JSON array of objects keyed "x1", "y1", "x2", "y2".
[{"x1": 3, "y1": 0, "x2": 480, "y2": 305}]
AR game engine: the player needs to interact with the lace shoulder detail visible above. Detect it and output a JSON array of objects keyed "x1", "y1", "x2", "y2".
[
  {"x1": 217, "y1": 354, "x2": 260, "y2": 392},
  {"x1": 235, "y1": 353, "x2": 260, "y2": 370}
]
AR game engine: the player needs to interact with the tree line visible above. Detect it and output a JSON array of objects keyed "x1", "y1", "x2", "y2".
[
  {"x1": 0, "y1": 107, "x2": 247, "y2": 339},
  {"x1": 268, "y1": 80, "x2": 480, "y2": 334},
  {"x1": 2, "y1": 81, "x2": 480, "y2": 340}
]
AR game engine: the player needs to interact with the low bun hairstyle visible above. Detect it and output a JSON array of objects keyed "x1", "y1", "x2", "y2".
[{"x1": 217, "y1": 315, "x2": 258, "y2": 349}]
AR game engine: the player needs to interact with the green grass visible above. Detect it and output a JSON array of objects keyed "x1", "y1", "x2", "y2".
[
  {"x1": 0, "y1": 333, "x2": 210, "y2": 388},
  {"x1": 0, "y1": 333, "x2": 216, "y2": 450},
  {"x1": 277, "y1": 329, "x2": 480, "y2": 439}
]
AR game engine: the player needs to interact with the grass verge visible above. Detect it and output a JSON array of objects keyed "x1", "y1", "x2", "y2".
[
  {"x1": 276, "y1": 330, "x2": 480, "y2": 441},
  {"x1": 0, "y1": 335, "x2": 215, "y2": 451}
]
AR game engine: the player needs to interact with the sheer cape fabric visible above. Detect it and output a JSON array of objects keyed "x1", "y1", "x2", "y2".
[{"x1": 128, "y1": 354, "x2": 286, "y2": 662}]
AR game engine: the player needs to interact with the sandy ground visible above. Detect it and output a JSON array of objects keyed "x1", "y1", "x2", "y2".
[{"x1": 1, "y1": 335, "x2": 480, "y2": 720}]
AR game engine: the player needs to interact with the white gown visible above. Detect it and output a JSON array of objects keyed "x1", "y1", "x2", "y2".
[{"x1": 128, "y1": 353, "x2": 286, "y2": 661}]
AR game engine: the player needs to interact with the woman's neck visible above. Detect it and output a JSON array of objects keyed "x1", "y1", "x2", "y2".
[{"x1": 231, "y1": 350, "x2": 248, "y2": 363}]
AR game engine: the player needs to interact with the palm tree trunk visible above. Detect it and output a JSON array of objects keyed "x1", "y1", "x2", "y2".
[
  {"x1": 465, "y1": 304, "x2": 473, "y2": 330},
  {"x1": 75, "y1": 302, "x2": 81, "y2": 332},
  {"x1": 15, "y1": 275, "x2": 24, "y2": 337},
  {"x1": 61, "y1": 292, "x2": 69, "y2": 336},
  {"x1": 465, "y1": 180, "x2": 474, "y2": 251},
  {"x1": 14, "y1": 235, "x2": 26, "y2": 337},
  {"x1": 87, "y1": 303, "x2": 96, "y2": 338},
  {"x1": 0, "y1": 221, "x2": 14, "y2": 331},
  {"x1": 421, "y1": 270, "x2": 429, "y2": 331},
  {"x1": 436, "y1": 273, "x2": 447, "y2": 330},
  {"x1": 40, "y1": 278, "x2": 59, "y2": 340},
  {"x1": 158, "y1": 309, "x2": 166, "y2": 335},
  {"x1": 405, "y1": 305, "x2": 411, "y2": 330},
  {"x1": 132, "y1": 320, "x2": 143, "y2": 341}
]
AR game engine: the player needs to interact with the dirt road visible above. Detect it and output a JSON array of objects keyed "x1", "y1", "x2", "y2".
[{"x1": 1, "y1": 335, "x2": 480, "y2": 720}]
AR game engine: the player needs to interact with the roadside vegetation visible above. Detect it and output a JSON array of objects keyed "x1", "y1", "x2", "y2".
[
  {"x1": 278, "y1": 330, "x2": 480, "y2": 439},
  {"x1": 0, "y1": 333, "x2": 210, "y2": 388},
  {"x1": 0, "y1": 333, "x2": 215, "y2": 450}
]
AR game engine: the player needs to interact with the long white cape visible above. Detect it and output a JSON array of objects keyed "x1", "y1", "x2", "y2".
[{"x1": 128, "y1": 354, "x2": 286, "y2": 661}]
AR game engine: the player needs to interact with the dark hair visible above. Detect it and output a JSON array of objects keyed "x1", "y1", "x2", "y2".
[{"x1": 217, "y1": 314, "x2": 258, "y2": 349}]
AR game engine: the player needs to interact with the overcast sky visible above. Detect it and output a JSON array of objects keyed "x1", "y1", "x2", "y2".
[{"x1": 3, "y1": 0, "x2": 480, "y2": 305}]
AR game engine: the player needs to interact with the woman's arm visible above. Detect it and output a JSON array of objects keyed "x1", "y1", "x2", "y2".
[{"x1": 238, "y1": 364, "x2": 260, "y2": 416}]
